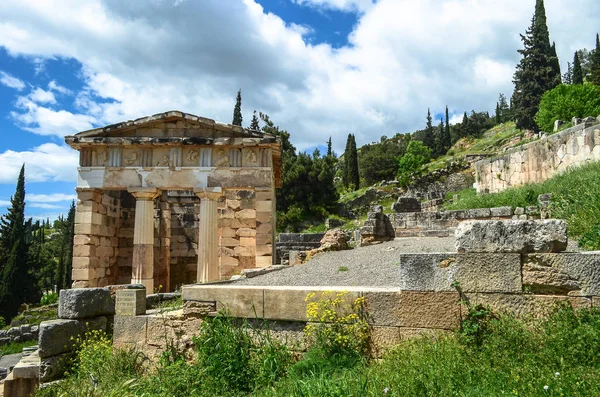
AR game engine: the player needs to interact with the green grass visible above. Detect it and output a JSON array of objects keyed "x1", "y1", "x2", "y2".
[
  {"x1": 35, "y1": 305, "x2": 600, "y2": 397},
  {"x1": 446, "y1": 160, "x2": 600, "y2": 242},
  {"x1": 338, "y1": 266, "x2": 349, "y2": 272},
  {"x1": 6, "y1": 307, "x2": 57, "y2": 330},
  {"x1": 0, "y1": 340, "x2": 37, "y2": 356}
]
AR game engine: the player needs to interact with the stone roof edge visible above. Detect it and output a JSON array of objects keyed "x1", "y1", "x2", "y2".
[{"x1": 68, "y1": 110, "x2": 267, "y2": 139}]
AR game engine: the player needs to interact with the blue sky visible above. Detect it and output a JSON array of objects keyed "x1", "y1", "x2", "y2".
[{"x1": 0, "y1": 0, "x2": 598, "y2": 221}]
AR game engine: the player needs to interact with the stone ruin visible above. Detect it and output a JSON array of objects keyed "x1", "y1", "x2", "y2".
[{"x1": 64, "y1": 111, "x2": 282, "y2": 292}]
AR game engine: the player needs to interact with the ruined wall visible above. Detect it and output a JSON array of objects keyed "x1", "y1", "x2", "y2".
[
  {"x1": 73, "y1": 189, "x2": 122, "y2": 288},
  {"x1": 476, "y1": 121, "x2": 600, "y2": 193}
]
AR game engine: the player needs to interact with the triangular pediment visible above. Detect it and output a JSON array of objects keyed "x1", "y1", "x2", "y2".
[{"x1": 72, "y1": 111, "x2": 265, "y2": 139}]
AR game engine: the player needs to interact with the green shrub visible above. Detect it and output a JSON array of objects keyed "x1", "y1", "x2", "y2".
[
  {"x1": 579, "y1": 223, "x2": 600, "y2": 250},
  {"x1": 0, "y1": 316, "x2": 5, "y2": 329},
  {"x1": 40, "y1": 292, "x2": 58, "y2": 306},
  {"x1": 397, "y1": 141, "x2": 432, "y2": 187},
  {"x1": 535, "y1": 84, "x2": 600, "y2": 132}
]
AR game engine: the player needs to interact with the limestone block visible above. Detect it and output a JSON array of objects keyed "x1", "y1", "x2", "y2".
[
  {"x1": 256, "y1": 223, "x2": 272, "y2": 235},
  {"x1": 113, "y1": 316, "x2": 147, "y2": 344},
  {"x1": 72, "y1": 268, "x2": 91, "y2": 281},
  {"x1": 466, "y1": 293, "x2": 591, "y2": 318},
  {"x1": 235, "y1": 209, "x2": 256, "y2": 219},
  {"x1": 466, "y1": 208, "x2": 491, "y2": 218},
  {"x1": 38, "y1": 319, "x2": 84, "y2": 358},
  {"x1": 256, "y1": 244, "x2": 272, "y2": 256},
  {"x1": 238, "y1": 255, "x2": 257, "y2": 268},
  {"x1": 182, "y1": 286, "x2": 264, "y2": 318},
  {"x1": 116, "y1": 289, "x2": 147, "y2": 316},
  {"x1": 397, "y1": 253, "x2": 522, "y2": 293},
  {"x1": 221, "y1": 237, "x2": 240, "y2": 247},
  {"x1": 40, "y1": 352, "x2": 72, "y2": 382},
  {"x1": 236, "y1": 228, "x2": 256, "y2": 237},
  {"x1": 221, "y1": 227, "x2": 237, "y2": 237},
  {"x1": 256, "y1": 201, "x2": 271, "y2": 212},
  {"x1": 256, "y1": 212, "x2": 272, "y2": 223},
  {"x1": 235, "y1": 246, "x2": 256, "y2": 257},
  {"x1": 522, "y1": 253, "x2": 600, "y2": 295},
  {"x1": 226, "y1": 199, "x2": 241, "y2": 210},
  {"x1": 455, "y1": 220, "x2": 567, "y2": 253},
  {"x1": 78, "y1": 316, "x2": 108, "y2": 333},
  {"x1": 255, "y1": 256, "x2": 273, "y2": 267},
  {"x1": 490, "y1": 206, "x2": 513, "y2": 217},
  {"x1": 255, "y1": 191, "x2": 273, "y2": 201},
  {"x1": 365, "y1": 291, "x2": 460, "y2": 329},
  {"x1": 240, "y1": 237, "x2": 255, "y2": 247},
  {"x1": 58, "y1": 288, "x2": 115, "y2": 319},
  {"x1": 257, "y1": 233, "x2": 273, "y2": 245}
]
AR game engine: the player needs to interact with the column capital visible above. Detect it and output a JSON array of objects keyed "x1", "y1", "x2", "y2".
[
  {"x1": 128, "y1": 187, "x2": 160, "y2": 200},
  {"x1": 194, "y1": 187, "x2": 222, "y2": 201}
]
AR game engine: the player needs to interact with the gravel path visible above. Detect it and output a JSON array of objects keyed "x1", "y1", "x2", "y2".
[
  {"x1": 237, "y1": 237, "x2": 457, "y2": 287},
  {"x1": 237, "y1": 237, "x2": 583, "y2": 287}
]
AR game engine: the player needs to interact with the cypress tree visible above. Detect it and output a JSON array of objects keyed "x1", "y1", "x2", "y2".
[
  {"x1": 551, "y1": 42, "x2": 562, "y2": 83},
  {"x1": 0, "y1": 165, "x2": 37, "y2": 321},
  {"x1": 342, "y1": 134, "x2": 352, "y2": 188},
  {"x1": 573, "y1": 51, "x2": 583, "y2": 84},
  {"x1": 326, "y1": 136, "x2": 333, "y2": 157},
  {"x1": 495, "y1": 102, "x2": 501, "y2": 124},
  {"x1": 563, "y1": 62, "x2": 573, "y2": 85},
  {"x1": 461, "y1": 112, "x2": 470, "y2": 137},
  {"x1": 348, "y1": 134, "x2": 360, "y2": 190},
  {"x1": 511, "y1": 0, "x2": 560, "y2": 132},
  {"x1": 591, "y1": 33, "x2": 600, "y2": 85},
  {"x1": 443, "y1": 106, "x2": 451, "y2": 151},
  {"x1": 423, "y1": 108, "x2": 435, "y2": 151},
  {"x1": 250, "y1": 110, "x2": 260, "y2": 130},
  {"x1": 232, "y1": 89, "x2": 243, "y2": 126}
]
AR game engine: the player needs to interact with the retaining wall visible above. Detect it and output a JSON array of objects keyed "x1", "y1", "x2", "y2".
[{"x1": 475, "y1": 121, "x2": 600, "y2": 193}]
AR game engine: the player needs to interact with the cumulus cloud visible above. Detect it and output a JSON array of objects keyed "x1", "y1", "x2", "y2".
[
  {"x1": 48, "y1": 80, "x2": 71, "y2": 95},
  {"x1": 0, "y1": 70, "x2": 25, "y2": 90},
  {"x1": 0, "y1": 143, "x2": 78, "y2": 183},
  {"x1": 11, "y1": 99, "x2": 97, "y2": 136},
  {"x1": 0, "y1": 0, "x2": 598, "y2": 153},
  {"x1": 26, "y1": 87, "x2": 57, "y2": 104}
]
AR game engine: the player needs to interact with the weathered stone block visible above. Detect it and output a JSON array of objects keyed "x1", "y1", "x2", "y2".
[
  {"x1": 113, "y1": 316, "x2": 147, "y2": 344},
  {"x1": 490, "y1": 206, "x2": 513, "y2": 217},
  {"x1": 466, "y1": 293, "x2": 591, "y2": 317},
  {"x1": 182, "y1": 286, "x2": 264, "y2": 318},
  {"x1": 38, "y1": 319, "x2": 84, "y2": 358},
  {"x1": 58, "y1": 288, "x2": 115, "y2": 319},
  {"x1": 455, "y1": 220, "x2": 567, "y2": 253},
  {"x1": 116, "y1": 288, "x2": 147, "y2": 316},
  {"x1": 466, "y1": 208, "x2": 491, "y2": 218},
  {"x1": 40, "y1": 352, "x2": 72, "y2": 382},
  {"x1": 397, "y1": 253, "x2": 522, "y2": 293},
  {"x1": 522, "y1": 253, "x2": 600, "y2": 295}
]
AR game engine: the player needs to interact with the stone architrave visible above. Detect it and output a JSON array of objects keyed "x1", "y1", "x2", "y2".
[
  {"x1": 194, "y1": 187, "x2": 223, "y2": 283},
  {"x1": 128, "y1": 187, "x2": 160, "y2": 293}
]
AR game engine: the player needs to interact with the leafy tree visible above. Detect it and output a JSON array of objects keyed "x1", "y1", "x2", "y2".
[
  {"x1": 232, "y1": 89, "x2": 243, "y2": 126},
  {"x1": 249, "y1": 110, "x2": 260, "y2": 130},
  {"x1": 359, "y1": 135, "x2": 409, "y2": 185},
  {"x1": 397, "y1": 141, "x2": 432, "y2": 187},
  {"x1": 591, "y1": 34, "x2": 600, "y2": 85},
  {"x1": 573, "y1": 51, "x2": 584, "y2": 84},
  {"x1": 0, "y1": 166, "x2": 39, "y2": 321},
  {"x1": 535, "y1": 84, "x2": 600, "y2": 132},
  {"x1": 563, "y1": 62, "x2": 573, "y2": 85},
  {"x1": 511, "y1": 0, "x2": 560, "y2": 131}
]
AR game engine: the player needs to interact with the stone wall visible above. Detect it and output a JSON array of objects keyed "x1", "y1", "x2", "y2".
[
  {"x1": 275, "y1": 233, "x2": 324, "y2": 264},
  {"x1": 476, "y1": 120, "x2": 600, "y2": 193}
]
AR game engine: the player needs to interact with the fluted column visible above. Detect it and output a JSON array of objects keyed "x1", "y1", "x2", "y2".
[
  {"x1": 194, "y1": 187, "x2": 223, "y2": 283},
  {"x1": 128, "y1": 187, "x2": 160, "y2": 293}
]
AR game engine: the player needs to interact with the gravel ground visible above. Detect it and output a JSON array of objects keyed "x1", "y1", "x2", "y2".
[
  {"x1": 0, "y1": 352, "x2": 21, "y2": 373},
  {"x1": 237, "y1": 237, "x2": 583, "y2": 287},
  {"x1": 237, "y1": 237, "x2": 457, "y2": 287}
]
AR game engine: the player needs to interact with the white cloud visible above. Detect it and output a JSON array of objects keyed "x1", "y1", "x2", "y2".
[
  {"x1": 0, "y1": 143, "x2": 78, "y2": 183},
  {"x1": 0, "y1": 70, "x2": 25, "y2": 90},
  {"x1": 29, "y1": 203, "x2": 63, "y2": 209},
  {"x1": 48, "y1": 80, "x2": 71, "y2": 95},
  {"x1": 0, "y1": 0, "x2": 598, "y2": 153},
  {"x1": 28, "y1": 193, "x2": 76, "y2": 203},
  {"x1": 27, "y1": 87, "x2": 56, "y2": 104}
]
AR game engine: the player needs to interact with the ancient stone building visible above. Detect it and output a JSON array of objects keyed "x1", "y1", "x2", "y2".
[{"x1": 65, "y1": 111, "x2": 282, "y2": 293}]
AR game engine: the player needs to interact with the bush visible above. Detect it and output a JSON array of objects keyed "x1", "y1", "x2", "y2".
[
  {"x1": 40, "y1": 292, "x2": 58, "y2": 306},
  {"x1": 397, "y1": 141, "x2": 432, "y2": 187},
  {"x1": 579, "y1": 223, "x2": 600, "y2": 250},
  {"x1": 535, "y1": 84, "x2": 600, "y2": 132}
]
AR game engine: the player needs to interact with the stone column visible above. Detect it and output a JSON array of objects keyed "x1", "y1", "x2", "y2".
[
  {"x1": 128, "y1": 188, "x2": 160, "y2": 293},
  {"x1": 194, "y1": 187, "x2": 223, "y2": 283}
]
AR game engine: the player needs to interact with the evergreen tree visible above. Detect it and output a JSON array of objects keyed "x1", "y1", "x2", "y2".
[
  {"x1": 563, "y1": 62, "x2": 573, "y2": 85},
  {"x1": 551, "y1": 42, "x2": 562, "y2": 83},
  {"x1": 56, "y1": 201, "x2": 75, "y2": 292},
  {"x1": 511, "y1": 0, "x2": 560, "y2": 131},
  {"x1": 573, "y1": 51, "x2": 584, "y2": 84},
  {"x1": 461, "y1": 112, "x2": 469, "y2": 137},
  {"x1": 326, "y1": 136, "x2": 333, "y2": 157},
  {"x1": 591, "y1": 34, "x2": 600, "y2": 85},
  {"x1": 342, "y1": 134, "x2": 352, "y2": 188},
  {"x1": 422, "y1": 108, "x2": 435, "y2": 151},
  {"x1": 0, "y1": 166, "x2": 38, "y2": 321},
  {"x1": 345, "y1": 134, "x2": 360, "y2": 190},
  {"x1": 497, "y1": 93, "x2": 510, "y2": 122},
  {"x1": 434, "y1": 119, "x2": 445, "y2": 157},
  {"x1": 495, "y1": 102, "x2": 501, "y2": 124},
  {"x1": 232, "y1": 89, "x2": 243, "y2": 126},
  {"x1": 249, "y1": 110, "x2": 260, "y2": 130},
  {"x1": 443, "y1": 106, "x2": 451, "y2": 151}
]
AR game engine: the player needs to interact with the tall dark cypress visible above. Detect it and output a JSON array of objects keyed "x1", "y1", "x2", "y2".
[
  {"x1": 326, "y1": 136, "x2": 333, "y2": 157},
  {"x1": 562, "y1": 62, "x2": 573, "y2": 85},
  {"x1": 342, "y1": 134, "x2": 352, "y2": 188},
  {"x1": 573, "y1": 52, "x2": 584, "y2": 84},
  {"x1": 511, "y1": 0, "x2": 560, "y2": 131},
  {"x1": 443, "y1": 106, "x2": 451, "y2": 151},
  {"x1": 423, "y1": 108, "x2": 435, "y2": 151},
  {"x1": 591, "y1": 33, "x2": 600, "y2": 85},
  {"x1": 250, "y1": 110, "x2": 260, "y2": 130},
  {"x1": 64, "y1": 201, "x2": 75, "y2": 290},
  {"x1": 551, "y1": 42, "x2": 562, "y2": 84},
  {"x1": 232, "y1": 89, "x2": 243, "y2": 126},
  {"x1": 348, "y1": 134, "x2": 360, "y2": 190},
  {"x1": 0, "y1": 165, "x2": 37, "y2": 321},
  {"x1": 495, "y1": 102, "x2": 501, "y2": 124}
]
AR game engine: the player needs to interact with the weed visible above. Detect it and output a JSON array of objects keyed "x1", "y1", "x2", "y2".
[{"x1": 338, "y1": 266, "x2": 349, "y2": 272}]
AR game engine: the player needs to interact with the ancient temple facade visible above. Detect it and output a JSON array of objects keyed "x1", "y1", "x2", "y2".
[{"x1": 65, "y1": 111, "x2": 282, "y2": 293}]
